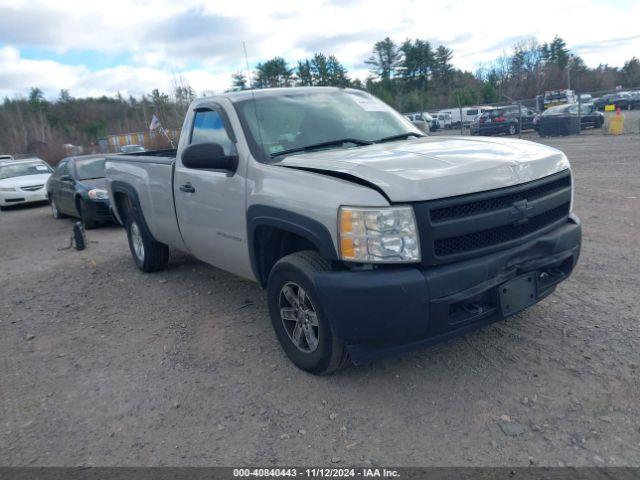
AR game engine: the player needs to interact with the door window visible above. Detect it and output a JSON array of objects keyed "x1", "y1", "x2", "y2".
[
  {"x1": 190, "y1": 110, "x2": 234, "y2": 155},
  {"x1": 55, "y1": 161, "x2": 70, "y2": 177}
]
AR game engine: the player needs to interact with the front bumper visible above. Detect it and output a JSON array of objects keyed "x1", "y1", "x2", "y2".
[
  {"x1": 314, "y1": 215, "x2": 581, "y2": 364},
  {"x1": 0, "y1": 188, "x2": 48, "y2": 206},
  {"x1": 84, "y1": 198, "x2": 115, "y2": 222}
]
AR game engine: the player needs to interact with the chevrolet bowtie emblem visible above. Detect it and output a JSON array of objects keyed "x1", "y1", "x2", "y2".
[{"x1": 510, "y1": 199, "x2": 534, "y2": 225}]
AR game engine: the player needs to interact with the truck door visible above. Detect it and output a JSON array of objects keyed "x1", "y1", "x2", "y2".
[{"x1": 173, "y1": 104, "x2": 250, "y2": 278}]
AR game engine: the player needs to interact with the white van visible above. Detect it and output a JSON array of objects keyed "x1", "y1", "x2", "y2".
[
  {"x1": 462, "y1": 106, "x2": 494, "y2": 126},
  {"x1": 437, "y1": 111, "x2": 453, "y2": 129},
  {"x1": 438, "y1": 107, "x2": 495, "y2": 128}
]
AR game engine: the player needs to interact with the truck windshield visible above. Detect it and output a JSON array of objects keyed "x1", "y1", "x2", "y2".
[{"x1": 234, "y1": 90, "x2": 420, "y2": 161}]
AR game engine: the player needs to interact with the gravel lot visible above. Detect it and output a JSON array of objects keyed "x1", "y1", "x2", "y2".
[{"x1": 1, "y1": 134, "x2": 639, "y2": 467}]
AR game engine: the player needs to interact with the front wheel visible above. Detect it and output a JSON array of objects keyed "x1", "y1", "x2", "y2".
[
  {"x1": 508, "y1": 123, "x2": 518, "y2": 135},
  {"x1": 125, "y1": 210, "x2": 169, "y2": 273},
  {"x1": 77, "y1": 198, "x2": 98, "y2": 229},
  {"x1": 267, "y1": 251, "x2": 349, "y2": 375}
]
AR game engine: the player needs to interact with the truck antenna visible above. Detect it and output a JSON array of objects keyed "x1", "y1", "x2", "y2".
[{"x1": 243, "y1": 42, "x2": 265, "y2": 157}]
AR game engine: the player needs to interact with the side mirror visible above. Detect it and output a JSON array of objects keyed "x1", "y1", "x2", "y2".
[{"x1": 181, "y1": 142, "x2": 237, "y2": 172}]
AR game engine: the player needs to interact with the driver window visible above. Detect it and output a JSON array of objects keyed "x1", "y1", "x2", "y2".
[{"x1": 190, "y1": 110, "x2": 234, "y2": 156}]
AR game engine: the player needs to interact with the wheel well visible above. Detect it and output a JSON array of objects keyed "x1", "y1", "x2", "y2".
[
  {"x1": 253, "y1": 226, "x2": 318, "y2": 287},
  {"x1": 113, "y1": 191, "x2": 134, "y2": 224}
]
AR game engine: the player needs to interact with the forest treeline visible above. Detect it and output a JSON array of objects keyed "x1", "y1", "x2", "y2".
[{"x1": 1, "y1": 35, "x2": 639, "y2": 162}]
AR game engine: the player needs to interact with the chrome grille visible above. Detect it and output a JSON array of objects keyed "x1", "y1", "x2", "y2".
[{"x1": 20, "y1": 184, "x2": 44, "y2": 192}]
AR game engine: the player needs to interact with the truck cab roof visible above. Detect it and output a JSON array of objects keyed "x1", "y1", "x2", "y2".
[{"x1": 203, "y1": 86, "x2": 352, "y2": 105}]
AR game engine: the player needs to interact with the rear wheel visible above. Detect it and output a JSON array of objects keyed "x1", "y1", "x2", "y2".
[
  {"x1": 50, "y1": 198, "x2": 64, "y2": 219},
  {"x1": 125, "y1": 210, "x2": 169, "y2": 273},
  {"x1": 267, "y1": 251, "x2": 349, "y2": 375},
  {"x1": 508, "y1": 123, "x2": 518, "y2": 135}
]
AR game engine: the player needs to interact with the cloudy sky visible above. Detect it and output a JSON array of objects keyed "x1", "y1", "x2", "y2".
[{"x1": 0, "y1": 0, "x2": 638, "y2": 99}]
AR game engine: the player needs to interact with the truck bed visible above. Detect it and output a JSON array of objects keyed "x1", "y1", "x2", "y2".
[
  {"x1": 105, "y1": 149, "x2": 184, "y2": 250},
  {"x1": 107, "y1": 149, "x2": 176, "y2": 165}
]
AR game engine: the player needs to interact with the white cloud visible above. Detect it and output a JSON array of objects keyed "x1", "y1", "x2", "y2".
[
  {"x1": 1, "y1": 0, "x2": 639, "y2": 98},
  {"x1": 0, "y1": 47, "x2": 231, "y2": 99}
]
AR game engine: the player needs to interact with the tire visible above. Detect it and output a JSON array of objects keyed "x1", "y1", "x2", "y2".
[
  {"x1": 267, "y1": 250, "x2": 349, "y2": 375},
  {"x1": 50, "y1": 197, "x2": 65, "y2": 219},
  {"x1": 76, "y1": 198, "x2": 99, "y2": 229},
  {"x1": 125, "y1": 210, "x2": 169, "y2": 273},
  {"x1": 508, "y1": 123, "x2": 518, "y2": 135}
]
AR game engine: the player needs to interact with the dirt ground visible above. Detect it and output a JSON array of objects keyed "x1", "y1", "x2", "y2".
[{"x1": 1, "y1": 133, "x2": 639, "y2": 467}]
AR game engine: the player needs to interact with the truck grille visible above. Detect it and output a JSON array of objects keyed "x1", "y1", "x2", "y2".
[
  {"x1": 430, "y1": 175, "x2": 571, "y2": 222},
  {"x1": 413, "y1": 170, "x2": 572, "y2": 265},
  {"x1": 434, "y1": 203, "x2": 570, "y2": 256}
]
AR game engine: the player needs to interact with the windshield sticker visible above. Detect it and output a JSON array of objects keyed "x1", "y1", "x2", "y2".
[
  {"x1": 349, "y1": 95, "x2": 392, "y2": 112},
  {"x1": 268, "y1": 145, "x2": 284, "y2": 154}
]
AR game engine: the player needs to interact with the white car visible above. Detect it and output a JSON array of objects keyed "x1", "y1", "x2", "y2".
[{"x1": 0, "y1": 158, "x2": 53, "y2": 209}]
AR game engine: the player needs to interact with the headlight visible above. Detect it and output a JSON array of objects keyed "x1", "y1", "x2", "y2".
[
  {"x1": 338, "y1": 206, "x2": 421, "y2": 263},
  {"x1": 88, "y1": 188, "x2": 108, "y2": 200},
  {"x1": 0, "y1": 187, "x2": 16, "y2": 192}
]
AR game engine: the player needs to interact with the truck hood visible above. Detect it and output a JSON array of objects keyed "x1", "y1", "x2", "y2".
[{"x1": 278, "y1": 136, "x2": 570, "y2": 202}]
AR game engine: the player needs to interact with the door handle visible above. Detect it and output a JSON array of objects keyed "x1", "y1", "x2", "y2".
[{"x1": 179, "y1": 183, "x2": 195, "y2": 193}]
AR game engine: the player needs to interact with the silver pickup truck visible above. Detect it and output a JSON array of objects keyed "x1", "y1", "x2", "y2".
[{"x1": 105, "y1": 87, "x2": 581, "y2": 374}]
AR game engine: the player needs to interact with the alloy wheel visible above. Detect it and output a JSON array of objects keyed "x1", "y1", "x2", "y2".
[
  {"x1": 278, "y1": 282, "x2": 319, "y2": 353},
  {"x1": 130, "y1": 221, "x2": 145, "y2": 261}
]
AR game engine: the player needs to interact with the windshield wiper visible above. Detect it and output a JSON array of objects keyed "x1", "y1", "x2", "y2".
[
  {"x1": 270, "y1": 138, "x2": 373, "y2": 158},
  {"x1": 375, "y1": 132, "x2": 425, "y2": 143}
]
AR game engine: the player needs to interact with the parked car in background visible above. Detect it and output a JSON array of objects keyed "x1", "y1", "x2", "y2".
[
  {"x1": 0, "y1": 154, "x2": 16, "y2": 164},
  {"x1": 46, "y1": 154, "x2": 114, "y2": 228},
  {"x1": 422, "y1": 112, "x2": 438, "y2": 131},
  {"x1": 535, "y1": 103, "x2": 603, "y2": 132},
  {"x1": 470, "y1": 105, "x2": 535, "y2": 136},
  {"x1": 577, "y1": 94, "x2": 593, "y2": 104},
  {"x1": 628, "y1": 91, "x2": 640, "y2": 109},
  {"x1": 404, "y1": 113, "x2": 430, "y2": 133},
  {"x1": 537, "y1": 103, "x2": 603, "y2": 136},
  {"x1": 578, "y1": 103, "x2": 605, "y2": 129},
  {"x1": 595, "y1": 92, "x2": 633, "y2": 111},
  {"x1": 0, "y1": 158, "x2": 53, "y2": 210},
  {"x1": 405, "y1": 112, "x2": 440, "y2": 132},
  {"x1": 120, "y1": 144, "x2": 146, "y2": 154}
]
